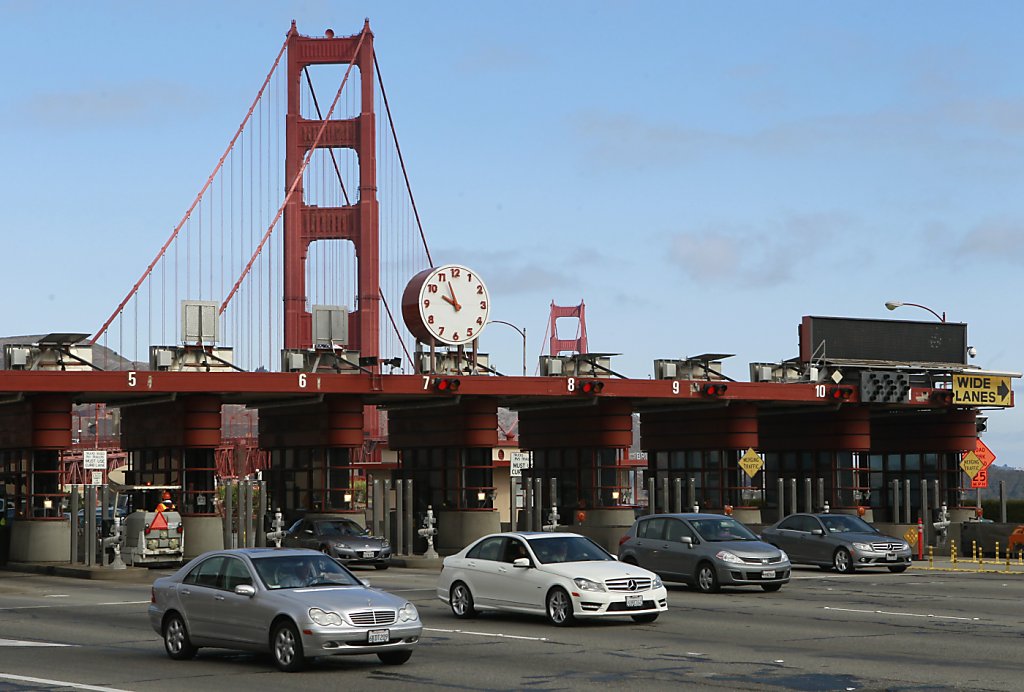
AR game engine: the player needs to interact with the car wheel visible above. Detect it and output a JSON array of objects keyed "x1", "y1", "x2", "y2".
[
  {"x1": 377, "y1": 649, "x2": 413, "y2": 665},
  {"x1": 546, "y1": 587, "x2": 576, "y2": 627},
  {"x1": 271, "y1": 620, "x2": 306, "y2": 672},
  {"x1": 374, "y1": 563, "x2": 390, "y2": 570},
  {"x1": 888, "y1": 565, "x2": 909, "y2": 573},
  {"x1": 163, "y1": 613, "x2": 197, "y2": 660},
  {"x1": 450, "y1": 582, "x2": 477, "y2": 619},
  {"x1": 761, "y1": 583, "x2": 783, "y2": 592},
  {"x1": 631, "y1": 612, "x2": 659, "y2": 623},
  {"x1": 833, "y1": 548, "x2": 855, "y2": 574},
  {"x1": 695, "y1": 562, "x2": 720, "y2": 593}
]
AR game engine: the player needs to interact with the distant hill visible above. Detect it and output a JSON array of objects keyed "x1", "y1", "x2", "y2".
[{"x1": 982, "y1": 465, "x2": 1024, "y2": 500}]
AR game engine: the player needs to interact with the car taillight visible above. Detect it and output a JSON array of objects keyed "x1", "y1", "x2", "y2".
[
  {"x1": 144, "y1": 526, "x2": 151, "y2": 535},
  {"x1": 618, "y1": 534, "x2": 631, "y2": 546},
  {"x1": 151, "y1": 588, "x2": 156, "y2": 604},
  {"x1": 177, "y1": 525, "x2": 183, "y2": 534}
]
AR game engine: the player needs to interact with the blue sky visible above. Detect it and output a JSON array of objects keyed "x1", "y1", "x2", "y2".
[{"x1": 2, "y1": 1, "x2": 1023, "y2": 466}]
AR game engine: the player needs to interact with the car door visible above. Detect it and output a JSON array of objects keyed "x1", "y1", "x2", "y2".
[
  {"x1": 631, "y1": 517, "x2": 668, "y2": 573},
  {"x1": 770, "y1": 516, "x2": 808, "y2": 561},
  {"x1": 660, "y1": 518, "x2": 700, "y2": 581},
  {"x1": 210, "y1": 556, "x2": 264, "y2": 646},
  {"x1": 802, "y1": 516, "x2": 832, "y2": 564},
  {"x1": 460, "y1": 536, "x2": 507, "y2": 606},
  {"x1": 495, "y1": 537, "x2": 548, "y2": 610},
  {"x1": 177, "y1": 556, "x2": 226, "y2": 643}
]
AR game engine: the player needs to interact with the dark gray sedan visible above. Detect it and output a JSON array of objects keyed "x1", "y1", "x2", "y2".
[
  {"x1": 149, "y1": 548, "x2": 421, "y2": 671},
  {"x1": 283, "y1": 515, "x2": 392, "y2": 569},
  {"x1": 619, "y1": 513, "x2": 791, "y2": 593},
  {"x1": 761, "y1": 513, "x2": 912, "y2": 573}
]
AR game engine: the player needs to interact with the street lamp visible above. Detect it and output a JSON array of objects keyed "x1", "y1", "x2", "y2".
[
  {"x1": 487, "y1": 320, "x2": 527, "y2": 376},
  {"x1": 884, "y1": 300, "x2": 945, "y2": 322}
]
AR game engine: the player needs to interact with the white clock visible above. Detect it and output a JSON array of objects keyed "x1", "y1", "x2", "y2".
[{"x1": 401, "y1": 264, "x2": 490, "y2": 346}]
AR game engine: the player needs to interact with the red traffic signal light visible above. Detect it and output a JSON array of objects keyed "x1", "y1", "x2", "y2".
[
  {"x1": 827, "y1": 386, "x2": 854, "y2": 401},
  {"x1": 430, "y1": 377, "x2": 461, "y2": 393},
  {"x1": 700, "y1": 382, "x2": 728, "y2": 396},
  {"x1": 579, "y1": 380, "x2": 605, "y2": 394}
]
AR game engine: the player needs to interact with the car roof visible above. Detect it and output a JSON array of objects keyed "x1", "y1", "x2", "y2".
[
  {"x1": 641, "y1": 513, "x2": 735, "y2": 520},
  {"x1": 482, "y1": 532, "x2": 589, "y2": 540},
  {"x1": 204, "y1": 547, "x2": 323, "y2": 558}
]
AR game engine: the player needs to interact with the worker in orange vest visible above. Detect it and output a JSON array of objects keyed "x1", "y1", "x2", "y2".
[{"x1": 156, "y1": 491, "x2": 176, "y2": 512}]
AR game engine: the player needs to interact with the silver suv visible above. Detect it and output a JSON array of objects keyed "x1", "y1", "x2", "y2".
[{"x1": 618, "y1": 513, "x2": 791, "y2": 593}]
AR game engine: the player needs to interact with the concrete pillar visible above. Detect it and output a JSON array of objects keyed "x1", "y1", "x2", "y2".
[
  {"x1": 223, "y1": 480, "x2": 233, "y2": 550},
  {"x1": 892, "y1": 480, "x2": 900, "y2": 524},
  {"x1": 672, "y1": 478, "x2": 682, "y2": 513},
  {"x1": 1000, "y1": 481, "x2": 1007, "y2": 523},
  {"x1": 777, "y1": 478, "x2": 785, "y2": 521},
  {"x1": 70, "y1": 487, "x2": 80, "y2": 564},
  {"x1": 524, "y1": 480, "x2": 533, "y2": 531},
  {"x1": 687, "y1": 478, "x2": 696, "y2": 512},
  {"x1": 404, "y1": 480, "x2": 413, "y2": 555},
  {"x1": 904, "y1": 481, "x2": 911, "y2": 524},
  {"x1": 646, "y1": 477, "x2": 655, "y2": 516},
  {"x1": 804, "y1": 478, "x2": 813, "y2": 513},
  {"x1": 533, "y1": 478, "x2": 543, "y2": 530},
  {"x1": 395, "y1": 479, "x2": 403, "y2": 555},
  {"x1": 789, "y1": 478, "x2": 797, "y2": 516}
]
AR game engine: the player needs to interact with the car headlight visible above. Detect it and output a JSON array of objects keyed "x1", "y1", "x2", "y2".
[
  {"x1": 852, "y1": 542, "x2": 872, "y2": 552},
  {"x1": 778, "y1": 549, "x2": 789, "y2": 562},
  {"x1": 398, "y1": 602, "x2": 419, "y2": 622},
  {"x1": 572, "y1": 577, "x2": 606, "y2": 592},
  {"x1": 715, "y1": 550, "x2": 742, "y2": 564},
  {"x1": 381, "y1": 539, "x2": 390, "y2": 548},
  {"x1": 309, "y1": 607, "x2": 343, "y2": 626},
  {"x1": 652, "y1": 575, "x2": 663, "y2": 589}
]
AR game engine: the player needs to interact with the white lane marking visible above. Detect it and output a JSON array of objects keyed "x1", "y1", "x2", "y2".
[
  {"x1": 0, "y1": 638, "x2": 74, "y2": 647},
  {"x1": 824, "y1": 606, "x2": 979, "y2": 621},
  {"x1": 97, "y1": 601, "x2": 150, "y2": 606},
  {"x1": 0, "y1": 673, "x2": 130, "y2": 691},
  {"x1": 45, "y1": 594, "x2": 69, "y2": 598},
  {"x1": 0, "y1": 601, "x2": 149, "y2": 611},
  {"x1": 425, "y1": 627, "x2": 549, "y2": 642},
  {"x1": 685, "y1": 652, "x2": 705, "y2": 657}
]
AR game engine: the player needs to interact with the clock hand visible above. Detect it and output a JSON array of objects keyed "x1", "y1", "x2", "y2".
[
  {"x1": 447, "y1": 283, "x2": 462, "y2": 311},
  {"x1": 441, "y1": 294, "x2": 457, "y2": 308}
]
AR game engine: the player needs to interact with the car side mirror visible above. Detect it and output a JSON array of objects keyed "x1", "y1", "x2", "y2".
[
  {"x1": 304, "y1": 529, "x2": 314, "y2": 534},
  {"x1": 811, "y1": 529, "x2": 825, "y2": 536},
  {"x1": 512, "y1": 557, "x2": 531, "y2": 568},
  {"x1": 681, "y1": 536, "x2": 694, "y2": 547},
  {"x1": 235, "y1": 584, "x2": 256, "y2": 598}
]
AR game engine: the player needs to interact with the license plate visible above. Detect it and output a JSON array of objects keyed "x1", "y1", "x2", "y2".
[
  {"x1": 362, "y1": 551, "x2": 375, "y2": 558},
  {"x1": 625, "y1": 594, "x2": 643, "y2": 608},
  {"x1": 885, "y1": 553, "x2": 897, "y2": 561},
  {"x1": 762, "y1": 570, "x2": 776, "y2": 579},
  {"x1": 368, "y1": 629, "x2": 390, "y2": 644}
]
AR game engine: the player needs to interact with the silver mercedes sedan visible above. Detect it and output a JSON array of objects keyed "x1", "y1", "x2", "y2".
[{"x1": 149, "y1": 548, "x2": 421, "y2": 671}]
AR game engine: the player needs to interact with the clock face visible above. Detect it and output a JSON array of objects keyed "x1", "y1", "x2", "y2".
[{"x1": 401, "y1": 264, "x2": 490, "y2": 345}]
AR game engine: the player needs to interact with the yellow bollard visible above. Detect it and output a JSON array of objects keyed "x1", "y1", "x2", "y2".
[
  {"x1": 973, "y1": 540, "x2": 978, "y2": 563},
  {"x1": 928, "y1": 545, "x2": 934, "y2": 568},
  {"x1": 951, "y1": 539, "x2": 957, "y2": 565}
]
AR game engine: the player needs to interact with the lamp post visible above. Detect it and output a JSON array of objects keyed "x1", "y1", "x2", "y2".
[
  {"x1": 487, "y1": 320, "x2": 527, "y2": 376},
  {"x1": 884, "y1": 300, "x2": 945, "y2": 322}
]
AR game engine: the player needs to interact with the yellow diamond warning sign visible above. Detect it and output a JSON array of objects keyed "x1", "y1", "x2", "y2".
[
  {"x1": 738, "y1": 448, "x2": 764, "y2": 478},
  {"x1": 904, "y1": 527, "x2": 919, "y2": 548},
  {"x1": 960, "y1": 451, "x2": 984, "y2": 479}
]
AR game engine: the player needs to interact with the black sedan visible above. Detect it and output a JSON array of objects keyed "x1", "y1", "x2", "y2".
[
  {"x1": 761, "y1": 513, "x2": 912, "y2": 573},
  {"x1": 282, "y1": 515, "x2": 392, "y2": 569}
]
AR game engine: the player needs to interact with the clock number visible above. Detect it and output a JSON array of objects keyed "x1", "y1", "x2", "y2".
[
  {"x1": 477, "y1": 285, "x2": 484, "y2": 295},
  {"x1": 423, "y1": 299, "x2": 430, "y2": 308},
  {"x1": 476, "y1": 317, "x2": 483, "y2": 325},
  {"x1": 467, "y1": 272, "x2": 473, "y2": 282},
  {"x1": 428, "y1": 284, "x2": 438, "y2": 294},
  {"x1": 428, "y1": 315, "x2": 435, "y2": 324},
  {"x1": 438, "y1": 272, "x2": 447, "y2": 282},
  {"x1": 438, "y1": 327, "x2": 445, "y2": 336},
  {"x1": 453, "y1": 332, "x2": 460, "y2": 341},
  {"x1": 466, "y1": 327, "x2": 473, "y2": 337},
  {"x1": 672, "y1": 381, "x2": 680, "y2": 395},
  {"x1": 479, "y1": 301, "x2": 487, "y2": 309},
  {"x1": 451, "y1": 267, "x2": 461, "y2": 278},
  {"x1": 567, "y1": 377, "x2": 576, "y2": 392}
]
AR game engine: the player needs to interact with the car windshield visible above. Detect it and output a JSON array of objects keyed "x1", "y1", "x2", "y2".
[
  {"x1": 819, "y1": 515, "x2": 878, "y2": 534},
  {"x1": 690, "y1": 518, "x2": 759, "y2": 542},
  {"x1": 253, "y1": 554, "x2": 362, "y2": 589},
  {"x1": 316, "y1": 520, "x2": 368, "y2": 537},
  {"x1": 526, "y1": 536, "x2": 614, "y2": 564}
]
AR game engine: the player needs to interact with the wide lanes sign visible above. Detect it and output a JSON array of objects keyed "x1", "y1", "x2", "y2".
[{"x1": 953, "y1": 374, "x2": 1012, "y2": 406}]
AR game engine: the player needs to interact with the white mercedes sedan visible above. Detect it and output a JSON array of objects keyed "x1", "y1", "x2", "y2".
[{"x1": 437, "y1": 532, "x2": 668, "y2": 626}]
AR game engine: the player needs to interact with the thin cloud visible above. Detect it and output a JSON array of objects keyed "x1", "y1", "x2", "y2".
[{"x1": 12, "y1": 79, "x2": 207, "y2": 127}]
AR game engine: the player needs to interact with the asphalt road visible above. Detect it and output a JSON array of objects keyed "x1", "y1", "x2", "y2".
[{"x1": 0, "y1": 564, "x2": 1020, "y2": 691}]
